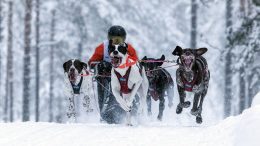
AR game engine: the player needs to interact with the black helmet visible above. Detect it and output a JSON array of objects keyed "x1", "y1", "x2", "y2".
[{"x1": 107, "y1": 25, "x2": 126, "y2": 41}]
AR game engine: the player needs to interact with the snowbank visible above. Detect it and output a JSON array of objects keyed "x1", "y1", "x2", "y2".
[
  {"x1": 0, "y1": 106, "x2": 260, "y2": 146},
  {"x1": 234, "y1": 105, "x2": 260, "y2": 146},
  {"x1": 251, "y1": 91, "x2": 260, "y2": 107}
]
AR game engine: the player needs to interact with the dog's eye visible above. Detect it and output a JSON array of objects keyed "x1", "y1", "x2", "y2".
[
  {"x1": 118, "y1": 45, "x2": 127, "y2": 54},
  {"x1": 108, "y1": 45, "x2": 115, "y2": 53}
]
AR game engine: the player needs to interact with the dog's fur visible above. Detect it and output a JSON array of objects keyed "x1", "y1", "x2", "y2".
[
  {"x1": 141, "y1": 55, "x2": 174, "y2": 121},
  {"x1": 172, "y1": 46, "x2": 210, "y2": 124},
  {"x1": 109, "y1": 41, "x2": 149, "y2": 125},
  {"x1": 63, "y1": 59, "x2": 93, "y2": 120}
]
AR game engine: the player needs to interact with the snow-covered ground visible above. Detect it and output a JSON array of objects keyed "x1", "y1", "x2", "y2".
[{"x1": 1, "y1": 102, "x2": 260, "y2": 146}]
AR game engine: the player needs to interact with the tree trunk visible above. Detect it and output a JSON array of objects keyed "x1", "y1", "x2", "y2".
[
  {"x1": 224, "y1": 0, "x2": 233, "y2": 118},
  {"x1": 49, "y1": 10, "x2": 56, "y2": 122},
  {"x1": 239, "y1": 67, "x2": 246, "y2": 113},
  {"x1": 0, "y1": 0, "x2": 3, "y2": 118},
  {"x1": 23, "y1": 0, "x2": 33, "y2": 122},
  {"x1": 8, "y1": 1, "x2": 14, "y2": 122},
  {"x1": 4, "y1": 1, "x2": 14, "y2": 123},
  {"x1": 35, "y1": 0, "x2": 40, "y2": 122},
  {"x1": 191, "y1": 0, "x2": 197, "y2": 48}
]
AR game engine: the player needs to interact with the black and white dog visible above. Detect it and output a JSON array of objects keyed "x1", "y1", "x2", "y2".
[
  {"x1": 63, "y1": 59, "x2": 93, "y2": 120},
  {"x1": 109, "y1": 41, "x2": 149, "y2": 125},
  {"x1": 141, "y1": 55, "x2": 174, "y2": 121},
  {"x1": 172, "y1": 46, "x2": 210, "y2": 124}
]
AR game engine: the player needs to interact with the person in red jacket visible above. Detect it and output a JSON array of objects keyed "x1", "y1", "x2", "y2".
[
  {"x1": 88, "y1": 25, "x2": 138, "y2": 67},
  {"x1": 88, "y1": 25, "x2": 138, "y2": 124}
]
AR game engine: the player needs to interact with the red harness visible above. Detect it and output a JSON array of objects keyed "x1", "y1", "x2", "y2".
[
  {"x1": 181, "y1": 71, "x2": 198, "y2": 92},
  {"x1": 114, "y1": 67, "x2": 133, "y2": 94}
]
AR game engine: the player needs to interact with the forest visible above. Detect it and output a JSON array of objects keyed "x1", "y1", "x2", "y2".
[{"x1": 0, "y1": 0, "x2": 259, "y2": 124}]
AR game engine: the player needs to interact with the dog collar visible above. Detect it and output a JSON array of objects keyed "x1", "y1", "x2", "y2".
[{"x1": 118, "y1": 56, "x2": 137, "y2": 69}]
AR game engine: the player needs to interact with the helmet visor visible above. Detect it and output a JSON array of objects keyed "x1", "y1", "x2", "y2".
[{"x1": 108, "y1": 36, "x2": 124, "y2": 45}]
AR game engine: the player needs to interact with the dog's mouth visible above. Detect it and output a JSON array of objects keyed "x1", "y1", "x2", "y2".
[
  {"x1": 182, "y1": 56, "x2": 194, "y2": 70},
  {"x1": 111, "y1": 56, "x2": 122, "y2": 68},
  {"x1": 68, "y1": 72, "x2": 77, "y2": 83}
]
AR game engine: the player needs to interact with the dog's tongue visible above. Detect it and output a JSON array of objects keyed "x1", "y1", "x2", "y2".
[
  {"x1": 69, "y1": 73, "x2": 76, "y2": 82},
  {"x1": 185, "y1": 59, "x2": 192, "y2": 65},
  {"x1": 111, "y1": 56, "x2": 122, "y2": 67}
]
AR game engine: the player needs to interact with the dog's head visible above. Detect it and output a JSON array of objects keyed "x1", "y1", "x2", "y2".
[
  {"x1": 172, "y1": 46, "x2": 207, "y2": 71},
  {"x1": 141, "y1": 55, "x2": 165, "y2": 77},
  {"x1": 108, "y1": 40, "x2": 128, "y2": 68},
  {"x1": 63, "y1": 59, "x2": 88, "y2": 83}
]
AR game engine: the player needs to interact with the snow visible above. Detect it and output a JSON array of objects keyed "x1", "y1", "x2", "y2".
[
  {"x1": 251, "y1": 91, "x2": 260, "y2": 107},
  {"x1": 1, "y1": 105, "x2": 260, "y2": 146}
]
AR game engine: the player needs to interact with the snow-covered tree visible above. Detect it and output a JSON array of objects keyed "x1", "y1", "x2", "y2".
[{"x1": 22, "y1": 0, "x2": 33, "y2": 122}]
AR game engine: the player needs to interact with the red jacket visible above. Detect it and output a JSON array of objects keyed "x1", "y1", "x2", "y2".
[{"x1": 88, "y1": 42, "x2": 138, "y2": 67}]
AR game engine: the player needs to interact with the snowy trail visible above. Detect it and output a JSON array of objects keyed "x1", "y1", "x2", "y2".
[
  {"x1": 0, "y1": 105, "x2": 260, "y2": 146},
  {"x1": 0, "y1": 122, "x2": 230, "y2": 146}
]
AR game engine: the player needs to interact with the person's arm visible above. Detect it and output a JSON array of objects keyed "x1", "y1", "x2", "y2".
[
  {"x1": 127, "y1": 43, "x2": 138, "y2": 60},
  {"x1": 88, "y1": 43, "x2": 104, "y2": 68}
]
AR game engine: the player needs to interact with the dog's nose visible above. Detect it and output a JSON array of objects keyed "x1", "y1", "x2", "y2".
[
  {"x1": 185, "y1": 52, "x2": 191, "y2": 56},
  {"x1": 70, "y1": 68, "x2": 75, "y2": 72},
  {"x1": 113, "y1": 51, "x2": 118, "y2": 55}
]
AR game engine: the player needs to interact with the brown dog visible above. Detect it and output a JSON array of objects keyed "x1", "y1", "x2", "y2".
[{"x1": 172, "y1": 46, "x2": 210, "y2": 124}]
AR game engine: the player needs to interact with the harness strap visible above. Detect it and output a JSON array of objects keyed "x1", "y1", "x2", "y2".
[
  {"x1": 70, "y1": 76, "x2": 83, "y2": 94},
  {"x1": 114, "y1": 67, "x2": 132, "y2": 94},
  {"x1": 181, "y1": 71, "x2": 198, "y2": 92}
]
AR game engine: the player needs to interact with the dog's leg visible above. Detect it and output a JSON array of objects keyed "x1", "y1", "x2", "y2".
[
  {"x1": 97, "y1": 79, "x2": 105, "y2": 114},
  {"x1": 128, "y1": 81, "x2": 142, "y2": 112},
  {"x1": 126, "y1": 111, "x2": 132, "y2": 126},
  {"x1": 167, "y1": 84, "x2": 174, "y2": 108},
  {"x1": 111, "y1": 72, "x2": 131, "y2": 112},
  {"x1": 190, "y1": 93, "x2": 200, "y2": 116},
  {"x1": 83, "y1": 94, "x2": 93, "y2": 113},
  {"x1": 195, "y1": 88, "x2": 208, "y2": 124},
  {"x1": 157, "y1": 93, "x2": 165, "y2": 121},
  {"x1": 196, "y1": 113, "x2": 203, "y2": 124},
  {"x1": 67, "y1": 95, "x2": 77, "y2": 122},
  {"x1": 146, "y1": 95, "x2": 152, "y2": 116},
  {"x1": 176, "y1": 86, "x2": 190, "y2": 114}
]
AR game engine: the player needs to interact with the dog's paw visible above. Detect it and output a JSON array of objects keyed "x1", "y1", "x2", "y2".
[
  {"x1": 126, "y1": 123, "x2": 133, "y2": 126},
  {"x1": 190, "y1": 108, "x2": 199, "y2": 116},
  {"x1": 86, "y1": 108, "x2": 94, "y2": 113},
  {"x1": 182, "y1": 101, "x2": 191, "y2": 108},
  {"x1": 196, "y1": 115, "x2": 203, "y2": 124},
  {"x1": 67, "y1": 112, "x2": 76, "y2": 119},
  {"x1": 176, "y1": 104, "x2": 183, "y2": 114},
  {"x1": 148, "y1": 111, "x2": 152, "y2": 116},
  {"x1": 157, "y1": 114, "x2": 163, "y2": 121},
  {"x1": 190, "y1": 107, "x2": 202, "y2": 116}
]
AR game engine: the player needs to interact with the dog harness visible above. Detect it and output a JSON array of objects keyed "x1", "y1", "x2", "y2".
[
  {"x1": 114, "y1": 67, "x2": 133, "y2": 94},
  {"x1": 181, "y1": 71, "x2": 198, "y2": 92},
  {"x1": 180, "y1": 56, "x2": 208, "y2": 92},
  {"x1": 70, "y1": 76, "x2": 83, "y2": 94}
]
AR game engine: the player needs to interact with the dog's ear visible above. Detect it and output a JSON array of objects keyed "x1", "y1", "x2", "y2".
[
  {"x1": 140, "y1": 56, "x2": 147, "y2": 66},
  {"x1": 172, "y1": 46, "x2": 183, "y2": 56},
  {"x1": 81, "y1": 62, "x2": 88, "y2": 69},
  {"x1": 160, "y1": 55, "x2": 165, "y2": 61},
  {"x1": 196, "y1": 48, "x2": 208, "y2": 56},
  {"x1": 63, "y1": 61, "x2": 68, "y2": 72},
  {"x1": 156, "y1": 55, "x2": 165, "y2": 66}
]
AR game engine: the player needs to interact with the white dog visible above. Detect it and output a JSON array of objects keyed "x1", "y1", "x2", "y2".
[
  {"x1": 63, "y1": 59, "x2": 93, "y2": 121},
  {"x1": 109, "y1": 41, "x2": 149, "y2": 125}
]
